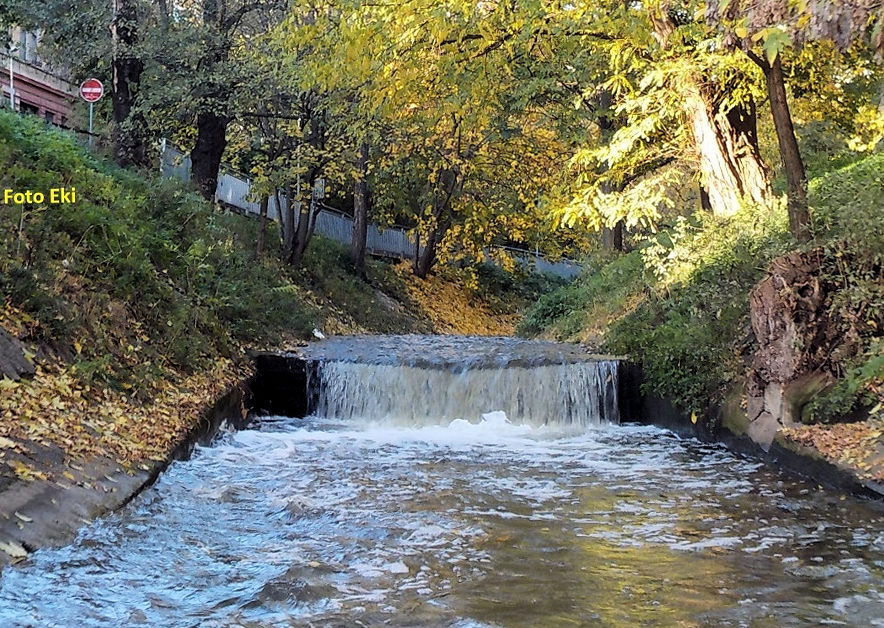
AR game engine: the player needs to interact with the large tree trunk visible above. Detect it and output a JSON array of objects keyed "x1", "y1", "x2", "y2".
[
  {"x1": 651, "y1": 3, "x2": 771, "y2": 217},
  {"x1": 191, "y1": 111, "x2": 228, "y2": 201},
  {"x1": 350, "y1": 142, "x2": 369, "y2": 274},
  {"x1": 111, "y1": 0, "x2": 146, "y2": 167},
  {"x1": 686, "y1": 88, "x2": 772, "y2": 216},
  {"x1": 764, "y1": 56, "x2": 811, "y2": 242}
]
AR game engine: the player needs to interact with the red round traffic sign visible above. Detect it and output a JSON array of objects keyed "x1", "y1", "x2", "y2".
[{"x1": 79, "y1": 78, "x2": 104, "y2": 103}]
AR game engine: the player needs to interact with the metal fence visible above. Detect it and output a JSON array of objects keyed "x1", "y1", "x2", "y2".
[{"x1": 159, "y1": 143, "x2": 582, "y2": 279}]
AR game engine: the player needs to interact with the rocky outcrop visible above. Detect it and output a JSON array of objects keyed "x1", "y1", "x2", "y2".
[
  {"x1": 0, "y1": 379, "x2": 253, "y2": 571},
  {"x1": 0, "y1": 327, "x2": 34, "y2": 381}
]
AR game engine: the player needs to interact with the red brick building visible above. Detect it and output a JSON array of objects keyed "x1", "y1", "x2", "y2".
[{"x1": 0, "y1": 29, "x2": 76, "y2": 126}]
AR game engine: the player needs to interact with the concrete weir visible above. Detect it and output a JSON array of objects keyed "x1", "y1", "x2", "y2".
[{"x1": 251, "y1": 335, "x2": 631, "y2": 427}]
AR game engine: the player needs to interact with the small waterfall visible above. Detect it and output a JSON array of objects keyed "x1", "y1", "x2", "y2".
[{"x1": 313, "y1": 360, "x2": 619, "y2": 427}]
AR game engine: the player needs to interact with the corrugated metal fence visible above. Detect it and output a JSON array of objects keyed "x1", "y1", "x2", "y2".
[{"x1": 160, "y1": 143, "x2": 581, "y2": 279}]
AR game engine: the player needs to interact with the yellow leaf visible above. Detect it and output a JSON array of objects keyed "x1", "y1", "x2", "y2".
[{"x1": 0, "y1": 541, "x2": 27, "y2": 559}]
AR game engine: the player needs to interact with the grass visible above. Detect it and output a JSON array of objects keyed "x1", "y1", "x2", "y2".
[{"x1": 0, "y1": 111, "x2": 318, "y2": 395}]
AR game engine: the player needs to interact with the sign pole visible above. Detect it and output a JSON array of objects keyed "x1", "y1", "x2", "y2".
[
  {"x1": 8, "y1": 52, "x2": 14, "y2": 109},
  {"x1": 78, "y1": 78, "x2": 104, "y2": 149}
]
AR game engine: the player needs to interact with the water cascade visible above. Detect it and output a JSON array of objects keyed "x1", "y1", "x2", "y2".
[{"x1": 313, "y1": 359, "x2": 620, "y2": 427}]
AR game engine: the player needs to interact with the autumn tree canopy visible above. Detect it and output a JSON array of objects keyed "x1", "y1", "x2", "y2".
[{"x1": 10, "y1": 0, "x2": 884, "y2": 272}]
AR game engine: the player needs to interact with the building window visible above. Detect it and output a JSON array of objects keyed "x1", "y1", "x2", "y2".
[
  {"x1": 13, "y1": 29, "x2": 39, "y2": 65},
  {"x1": 44, "y1": 110, "x2": 55, "y2": 123},
  {"x1": 20, "y1": 102, "x2": 38, "y2": 115}
]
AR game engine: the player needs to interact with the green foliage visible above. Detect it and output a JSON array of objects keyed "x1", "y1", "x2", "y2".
[
  {"x1": 521, "y1": 201, "x2": 792, "y2": 412},
  {"x1": 0, "y1": 110, "x2": 314, "y2": 391},
  {"x1": 517, "y1": 251, "x2": 645, "y2": 341},
  {"x1": 298, "y1": 237, "x2": 421, "y2": 333},
  {"x1": 810, "y1": 152, "x2": 884, "y2": 254},
  {"x1": 801, "y1": 152, "x2": 884, "y2": 421},
  {"x1": 604, "y1": 204, "x2": 792, "y2": 413},
  {"x1": 522, "y1": 150, "x2": 883, "y2": 420},
  {"x1": 804, "y1": 341, "x2": 884, "y2": 423}
]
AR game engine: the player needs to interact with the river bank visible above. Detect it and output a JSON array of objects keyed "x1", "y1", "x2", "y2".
[
  {"x1": 2, "y1": 336, "x2": 882, "y2": 573},
  {"x1": 0, "y1": 110, "x2": 548, "y2": 568},
  {"x1": 0, "y1": 358, "x2": 252, "y2": 570},
  {"x1": 3, "y1": 371, "x2": 884, "y2": 626}
]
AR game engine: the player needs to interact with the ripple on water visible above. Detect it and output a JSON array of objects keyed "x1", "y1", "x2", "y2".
[{"x1": 0, "y1": 416, "x2": 883, "y2": 627}]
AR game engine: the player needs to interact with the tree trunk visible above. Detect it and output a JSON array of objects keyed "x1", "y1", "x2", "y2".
[
  {"x1": 650, "y1": 5, "x2": 771, "y2": 217},
  {"x1": 111, "y1": 0, "x2": 146, "y2": 167},
  {"x1": 257, "y1": 195, "x2": 268, "y2": 257},
  {"x1": 413, "y1": 169, "x2": 458, "y2": 278},
  {"x1": 412, "y1": 230, "x2": 421, "y2": 272},
  {"x1": 685, "y1": 87, "x2": 772, "y2": 216},
  {"x1": 598, "y1": 90, "x2": 626, "y2": 252},
  {"x1": 414, "y1": 218, "x2": 450, "y2": 279},
  {"x1": 764, "y1": 56, "x2": 811, "y2": 242},
  {"x1": 191, "y1": 111, "x2": 228, "y2": 201},
  {"x1": 156, "y1": 0, "x2": 170, "y2": 32},
  {"x1": 350, "y1": 142, "x2": 370, "y2": 274},
  {"x1": 288, "y1": 199, "x2": 311, "y2": 266},
  {"x1": 288, "y1": 171, "x2": 317, "y2": 267},
  {"x1": 281, "y1": 185, "x2": 296, "y2": 259},
  {"x1": 601, "y1": 222, "x2": 624, "y2": 252}
]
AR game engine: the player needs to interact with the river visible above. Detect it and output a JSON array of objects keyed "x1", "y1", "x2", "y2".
[{"x1": 0, "y1": 339, "x2": 882, "y2": 626}]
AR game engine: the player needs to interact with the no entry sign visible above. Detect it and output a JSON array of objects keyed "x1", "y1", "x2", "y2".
[{"x1": 79, "y1": 79, "x2": 104, "y2": 103}]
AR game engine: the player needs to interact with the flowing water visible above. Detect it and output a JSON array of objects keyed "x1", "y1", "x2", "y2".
[{"x1": 1, "y1": 338, "x2": 883, "y2": 627}]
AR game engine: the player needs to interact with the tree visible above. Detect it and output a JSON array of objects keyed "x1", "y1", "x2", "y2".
[
  {"x1": 185, "y1": 0, "x2": 284, "y2": 199},
  {"x1": 111, "y1": 0, "x2": 147, "y2": 167},
  {"x1": 282, "y1": 0, "x2": 594, "y2": 276},
  {"x1": 350, "y1": 141, "x2": 370, "y2": 273},
  {"x1": 707, "y1": 0, "x2": 884, "y2": 241}
]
